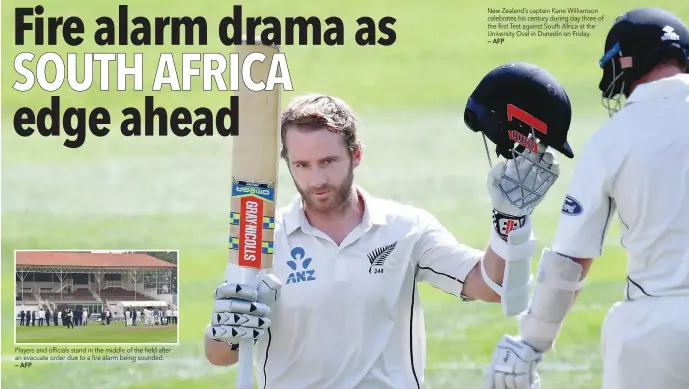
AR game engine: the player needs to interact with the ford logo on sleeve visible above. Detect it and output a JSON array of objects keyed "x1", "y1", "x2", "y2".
[{"x1": 561, "y1": 195, "x2": 583, "y2": 216}]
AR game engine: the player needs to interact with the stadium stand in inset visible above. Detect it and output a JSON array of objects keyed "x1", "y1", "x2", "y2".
[{"x1": 15, "y1": 251, "x2": 177, "y2": 321}]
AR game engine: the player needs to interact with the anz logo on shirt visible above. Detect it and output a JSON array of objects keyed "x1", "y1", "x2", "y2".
[{"x1": 286, "y1": 246, "x2": 316, "y2": 284}]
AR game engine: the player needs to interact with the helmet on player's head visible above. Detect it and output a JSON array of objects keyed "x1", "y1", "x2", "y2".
[
  {"x1": 599, "y1": 7, "x2": 689, "y2": 117},
  {"x1": 463, "y1": 62, "x2": 574, "y2": 211}
]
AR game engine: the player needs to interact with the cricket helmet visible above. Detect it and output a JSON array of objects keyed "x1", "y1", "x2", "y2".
[
  {"x1": 463, "y1": 62, "x2": 574, "y2": 211},
  {"x1": 599, "y1": 7, "x2": 689, "y2": 117},
  {"x1": 464, "y1": 62, "x2": 574, "y2": 160}
]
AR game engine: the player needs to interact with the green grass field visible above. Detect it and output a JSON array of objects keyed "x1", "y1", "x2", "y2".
[
  {"x1": 2, "y1": 0, "x2": 688, "y2": 388},
  {"x1": 16, "y1": 321, "x2": 177, "y2": 344}
]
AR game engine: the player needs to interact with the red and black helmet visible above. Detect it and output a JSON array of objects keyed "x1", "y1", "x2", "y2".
[{"x1": 463, "y1": 62, "x2": 574, "y2": 160}]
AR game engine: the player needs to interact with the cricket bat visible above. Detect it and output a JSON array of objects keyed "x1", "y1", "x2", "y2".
[{"x1": 229, "y1": 37, "x2": 282, "y2": 389}]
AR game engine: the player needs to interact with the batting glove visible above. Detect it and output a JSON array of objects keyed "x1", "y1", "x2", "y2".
[
  {"x1": 484, "y1": 334, "x2": 542, "y2": 389},
  {"x1": 208, "y1": 267, "x2": 281, "y2": 345},
  {"x1": 488, "y1": 144, "x2": 559, "y2": 240}
]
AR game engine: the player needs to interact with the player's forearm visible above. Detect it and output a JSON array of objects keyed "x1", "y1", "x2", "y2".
[
  {"x1": 462, "y1": 247, "x2": 504, "y2": 303},
  {"x1": 519, "y1": 251, "x2": 591, "y2": 353},
  {"x1": 479, "y1": 247, "x2": 505, "y2": 302},
  {"x1": 569, "y1": 258, "x2": 592, "y2": 300},
  {"x1": 204, "y1": 325, "x2": 239, "y2": 366},
  {"x1": 462, "y1": 221, "x2": 535, "y2": 305}
]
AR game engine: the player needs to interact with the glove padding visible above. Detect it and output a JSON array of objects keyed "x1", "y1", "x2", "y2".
[
  {"x1": 209, "y1": 271, "x2": 282, "y2": 344},
  {"x1": 484, "y1": 334, "x2": 542, "y2": 389},
  {"x1": 488, "y1": 143, "x2": 559, "y2": 218}
]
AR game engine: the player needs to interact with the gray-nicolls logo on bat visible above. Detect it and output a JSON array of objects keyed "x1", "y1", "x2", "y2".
[{"x1": 367, "y1": 242, "x2": 397, "y2": 274}]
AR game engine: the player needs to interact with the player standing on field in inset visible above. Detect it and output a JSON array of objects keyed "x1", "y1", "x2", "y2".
[
  {"x1": 484, "y1": 7, "x2": 689, "y2": 389},
  {"x1": 204, "y1": 71, "x2": 576, "y2": 388},
  {"x1": 66, "y1": 307, "x2": 74, "y2": 329}
]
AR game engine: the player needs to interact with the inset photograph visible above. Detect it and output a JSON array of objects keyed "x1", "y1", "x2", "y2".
[{"x1": 15, "y1": 250, "x2": 179, "y2": 344}]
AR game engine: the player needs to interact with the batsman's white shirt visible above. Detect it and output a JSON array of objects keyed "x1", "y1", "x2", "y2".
[
  {"x1": 227, "y1": 188, "x2": 483, "y2": 389},
  {"x1": 551, "y1": 74, "x2": 689, "y2": 389},
  {"x1": 552, "y1": 73, "x2": 689, "y2": 300}
]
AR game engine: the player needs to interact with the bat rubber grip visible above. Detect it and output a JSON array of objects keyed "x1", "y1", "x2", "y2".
[
  {"x1": 236, "y1": 267, "x2": 260, "y2": 389},
  {"x1": 237, "y1": 341, "x2": 254, "y2": 389}
]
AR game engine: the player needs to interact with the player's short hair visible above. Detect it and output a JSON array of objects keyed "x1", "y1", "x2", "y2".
[{"x1": 280, "y1": 94, "x2": 363, "y2": 160}]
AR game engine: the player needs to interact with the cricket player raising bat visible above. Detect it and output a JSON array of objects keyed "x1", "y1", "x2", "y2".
[
  {"x1": 204, "y1": 63, "x2": 575, "y2": 387},
  {"x1": 483, "y1": 7, "x2": 689, "y2": 389}
]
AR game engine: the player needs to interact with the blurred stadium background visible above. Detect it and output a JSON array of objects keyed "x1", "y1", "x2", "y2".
[{"x1": 2, "y1": 0, "x2": 688, "y2": 388}]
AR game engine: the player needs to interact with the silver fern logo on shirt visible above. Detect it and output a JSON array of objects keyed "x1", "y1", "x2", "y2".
[{"x1": 367, "y1": 242, "x2": 397, "y2": 274}]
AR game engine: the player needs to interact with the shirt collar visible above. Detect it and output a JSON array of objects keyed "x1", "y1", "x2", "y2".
[
  {"x1": 283, "y1": 186, "x2": 387, "y2": 235},
  {"x1": 626, "y1": 74, "x2": 689, "y2": 104}
]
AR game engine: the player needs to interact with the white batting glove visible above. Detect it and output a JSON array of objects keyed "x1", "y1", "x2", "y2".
[
  {"x1": 208, "y1": 266, "x2": 282, "y2": 345},
  {"x1": 484, "y1": 334, "x2": 542, "y2": 389},
  {"x1": 488, "y1": 144, "x2": 559, "y2": 240}
]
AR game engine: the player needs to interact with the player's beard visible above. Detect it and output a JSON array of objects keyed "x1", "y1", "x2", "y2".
[{"x1": 294, "y1": 163, "x2": 355, "y2": 215}]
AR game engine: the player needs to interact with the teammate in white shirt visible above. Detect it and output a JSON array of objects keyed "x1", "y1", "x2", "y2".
[
  {"x1": 205, "y1": 72, "x2": 576, "y2": 389},
  {"x1": 484, "y1": 7, "x2": 689, "y2": 389}
]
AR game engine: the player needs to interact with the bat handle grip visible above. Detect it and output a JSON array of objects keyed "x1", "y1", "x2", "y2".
[{"x1": 236, "y1": 267, "x2": 259, "y2": 389}]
